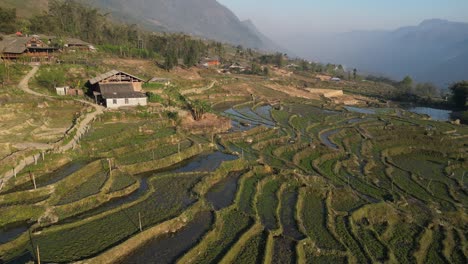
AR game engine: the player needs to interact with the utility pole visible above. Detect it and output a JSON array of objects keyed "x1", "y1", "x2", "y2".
[
  {"x1": 108, "y1": 158, "x2": 112, "y2": 176},
  {"x1": 138, "y1": 212, "x2": 143, "y2": 232},
  {"x1": 30, "y1": 171, "x2": 37, "y2": 190},
  {"x1": 36, "y1": 245, "x2": 41, "y2": 264}
]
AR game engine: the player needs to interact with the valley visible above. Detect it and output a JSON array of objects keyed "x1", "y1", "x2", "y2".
[
  {"x1": 0, "y1": 54, "x2": 466, "y2": 263},
  {"x1": 0, "y1": 1, "x2": 467, "y2": 263}
]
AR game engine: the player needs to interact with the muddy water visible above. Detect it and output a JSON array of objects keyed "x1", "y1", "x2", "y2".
[
  {"x1": 280, "y1": 188, "x2": 306, "y2": 240},
  {"x1": 320, "y1": 129, "x2": 340, "y2": 150},
  {"x1": 172, "y1": 152, "x2": 238, "y2": 173},
  {"x1": 57, "y1": 152, "x2": 237, "y2": 225},
  {"x1": 254, "y1": 105, "x2": 274, "y2": 122},
  {"x1": 224, "y1": 108, "x2": 275, "y2": 128},
  {"x1": 119, "y1": 211, "x2": 214, "y2": 264},
  {"x1": 272, "y1": 236, "x2": 297, "y2": 264},
  {"x1": 69, "y1": 177, "x2": 150, "y2": 222},
  {"x1": 206, "y1": 171, "x2": 243, "y2": 210},
  {"x1": 344, "y1": 106, "x2": 376, "y2": 115},
  {"x1": 8, "y1": 160, "x2": 89, "y2": 193},
  {"x1": 406, "y1": 107, "x2": 452, "y2": 121},
  {"x1": 0, "y1": 225, "x2": 28, "y2": 244}
]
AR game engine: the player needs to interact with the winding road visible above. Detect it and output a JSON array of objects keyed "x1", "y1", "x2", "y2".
[{"x1": 0, "y1": 66, "x2": 105, "y2": 188}]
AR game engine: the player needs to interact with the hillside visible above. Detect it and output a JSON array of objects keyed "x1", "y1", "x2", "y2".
[
  {"x1": 0, "y1": 50, "x2": 467, "y2": 263},
  {"x1": 295, "y1": 19, "x2": 468, "y2": 87},
  {"x1": 0, "y1": 0, "x2": 279, "y2": 51},
  {"x1": 92, "y1": 0, "x2": 279, "y2": 51}
]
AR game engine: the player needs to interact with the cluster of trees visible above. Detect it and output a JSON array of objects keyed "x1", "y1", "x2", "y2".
[
  {"x1": 148, "y1": 34, "x2": 208, "y2": 70},
  {"x1": 3, "y1": 1, "x2": 219, "y2": 71},
  {"x1": 0, "y1": 7, "x2": 17, "y2": 34},
  {"x1": 397, "y1": 76, "x2": 440, "y2": 99},
  {"x1": 250, "y1": 63, "x2": 269, "y2": 76},
  {"x1": 450, "y1": 81, "x2": 468, "y2": 109},
  {"x1": 258, "y1": 53, "x2": 285, "y2": 68}
]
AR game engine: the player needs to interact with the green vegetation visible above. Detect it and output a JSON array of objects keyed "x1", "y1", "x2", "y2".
[
  {"x1": 232, "y1": 230, "x2": 267, "y2": 264},
  {"x1": 31, "y1": 174, "x2": 203, "y2": 262},
  {"x1": 56, "y1": 171, "x2": 107, "y2": 205},
  {"x1": 257, "y1": 178, "x2": 282, "y2": 230},
  {"x1": 300, "y1": 190, "x2": 344, "y2": 250},
  {"x1": 1, "y1": 5, "x2": 467, "y2": 261},
  {"x1": 189, "y1": 209, "x2": 252, "y2": 264},
  {"x1": 108, "y1": 171, "x2": 137, "y2": 193}
]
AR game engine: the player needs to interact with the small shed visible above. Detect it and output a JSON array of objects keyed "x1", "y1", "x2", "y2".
[
  {"x1": 56, "y1": 86, "x2": 84, "y2": 96},
  {"x1": 56, "y1": 86, "x2": 70, "y2": 96}
]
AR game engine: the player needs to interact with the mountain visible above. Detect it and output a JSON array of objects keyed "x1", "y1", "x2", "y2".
[
  {"x1": 1, "y1": 0, "x2": 280, "y2": 51},
  {"x1": 294, "y1": 19, "x2": 468, "y2": 87},
  {"x1": 91, "y1": 0, "x2": 278, "y2": 51}
]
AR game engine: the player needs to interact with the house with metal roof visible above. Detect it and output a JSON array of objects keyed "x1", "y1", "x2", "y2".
[{"x1": 89, "y1": 70, "x2": 147, "y2": 109}]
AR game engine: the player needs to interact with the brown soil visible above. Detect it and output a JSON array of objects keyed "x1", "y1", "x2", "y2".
[
  {"x1": 180, "y1": 113, "x2": 231, "y2": 134},
  {"x1": 172, "y1": 67, "x2": 202, "y2": 80},
  {"x1": 265, "y1": 84, "x2": 321, "y2": 100}
]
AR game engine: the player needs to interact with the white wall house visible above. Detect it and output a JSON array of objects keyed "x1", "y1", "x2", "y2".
[
  {"x1": 105, "y1": 97, "x2": 147, "y2": 109},
  {"x1": 89, "y1": 70, "x2": 147, "y2": 109}
]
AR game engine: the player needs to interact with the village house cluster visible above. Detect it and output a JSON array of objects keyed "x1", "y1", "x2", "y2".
[{"x1": 0, "y1": 32, "x2": 95, "y2": 62}]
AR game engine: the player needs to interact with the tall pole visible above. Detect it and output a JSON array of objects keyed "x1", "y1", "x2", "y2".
[
  {"x1": 108, "y1": 158, "x2": 112, "y2": 176},
  {"x1": 36, "y1": 245, "x2": 41, "y2": 264}
]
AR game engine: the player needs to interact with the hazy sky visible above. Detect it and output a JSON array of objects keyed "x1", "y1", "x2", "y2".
[{"x1": 218, "y1": 0, "x2": 468, "y2": 37}]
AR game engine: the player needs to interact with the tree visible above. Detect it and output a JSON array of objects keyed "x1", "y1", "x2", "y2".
[
  {"x1": 250, "y1": 63, "x2": 262, "y2": 75},
  {"x1": 274, "y1": 53, "x2": 284, "y2": 68},
  {"x1": 415, "y1": 83, "x2": 438, "y2": 98},
  {"x1": 184, "y1": 44, "x2": 199, "y2": 67},
  {"x1": 0, "y1": 7, "x2": 17, "y2": 34},
  {"x1": 399, "y1": 76, "x2": 414, "y2": 94},
  {"x1": 353, "y1": 68, "x2": 357, "y2": 80},
  {"x1": 35, "y1": 67, "x2": 66, "y2": 90},
  {"x1": 164, "y1": 48, "x2": 178, "y2": 71},
  {"x1": 449, "y1": 81, "x2": 468, "y2": 109},
  {"x1": 300, "y1": 60, "x2": 309, "y2": 71},
  {"x1": 189, "y1": 100, "x2": 211, "y2": 121}
]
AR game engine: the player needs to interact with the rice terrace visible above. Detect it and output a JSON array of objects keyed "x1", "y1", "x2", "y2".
[
  {"x1": 0, "y1": 59, "x2": 466, "y2": 263},
  {"x1": 0, "y1": 1, "x2": 468, "y2": 264}
]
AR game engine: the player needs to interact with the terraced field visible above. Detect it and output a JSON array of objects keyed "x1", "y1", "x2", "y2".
[{"x1": 1, "y1": 93, "x2": 467, "y2": 264}]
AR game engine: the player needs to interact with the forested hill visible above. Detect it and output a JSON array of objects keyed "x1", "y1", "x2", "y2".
[
  {"x1": 93, "y1": 0, "x2": 280, "y2": 51},
  {"x1": 0, "y1": 0, "x2": 279, "y2": 51}
]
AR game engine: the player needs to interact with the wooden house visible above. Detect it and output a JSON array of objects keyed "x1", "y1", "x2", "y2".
[
  {"x1": 0, "y1": 35, "x2": 58, "y2": 61},
  {"x1": 64, "y1": 38, "x2": 96, "y2": 52},
  {"x1": 89, "y1": 70, "x2": 147, "y2": 109}
]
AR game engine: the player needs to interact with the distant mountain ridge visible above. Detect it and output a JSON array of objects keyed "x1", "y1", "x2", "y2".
[
  {"x1": 1, "y1": 0, "x2": 280, "y2": 51},
  {"x1": 298, "y1": 19, "x2": 468, "y2": 87},
  {"x1": 91, "y1": 0, "x2": 280, "y2": 51}
]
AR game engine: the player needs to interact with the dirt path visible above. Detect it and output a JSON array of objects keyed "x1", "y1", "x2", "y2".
[
  {"x1": 58, "y1": 99, "x2": 104, "y2": 152},
  {"x1": 0, "y1": 66, "x2": 105, "y2": 188},
  {"x1": 18, "y1": 66, "x2": 52, "y2": 98},
  {"x1": 181, "y1": 81, "x2": 217, "y2": 95}
]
